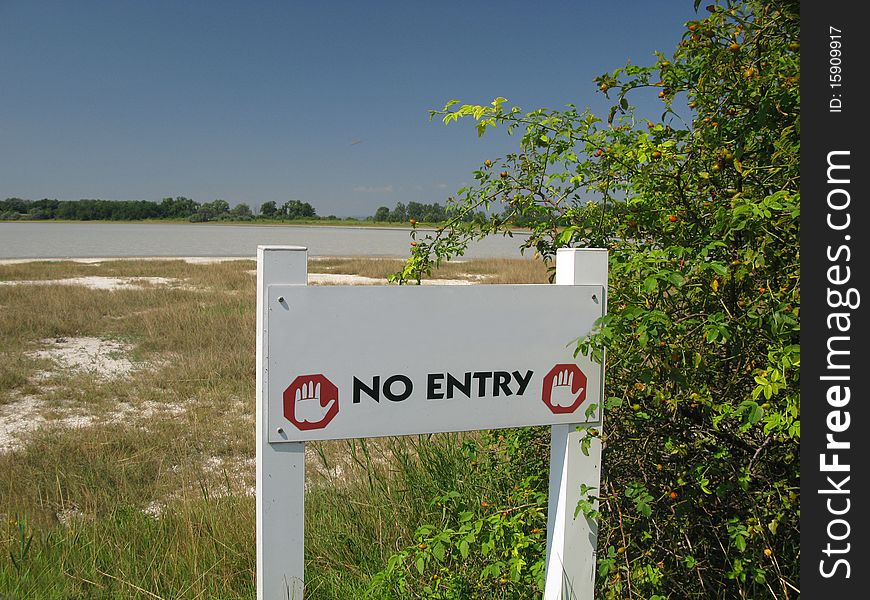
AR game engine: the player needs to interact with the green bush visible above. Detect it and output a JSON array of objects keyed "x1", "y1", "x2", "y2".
[{"x1": 393, "y1": 1, "x2": 799, "y2": 597}]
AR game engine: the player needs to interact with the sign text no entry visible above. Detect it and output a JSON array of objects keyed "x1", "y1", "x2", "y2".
[{"x1": 267, "y1": 285, "x2": 604, "y2": 442}]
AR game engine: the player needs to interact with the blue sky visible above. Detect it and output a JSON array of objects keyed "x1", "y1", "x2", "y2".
[{"x1": 1, "y1": 1, "x2": 699, "y2": 217}]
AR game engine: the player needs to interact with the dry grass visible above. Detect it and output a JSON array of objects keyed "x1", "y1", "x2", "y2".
[
  {"x1": 0, "y1": 256, "x2": 546, "y2": 598},
  {"x1": 310, "y1": 255, "x2": 550, "y2": 283}
]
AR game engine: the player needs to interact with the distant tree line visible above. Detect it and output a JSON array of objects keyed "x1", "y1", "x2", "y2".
[
  {"x1": 370, "y1": 201, "x2": 557, "y2": 227},
  {"x1": 0, "y1": 197, "x2": 339, "y2": 223},
  {"x1": 1, "y1": 196, "x2": 529, "y2": 226},
  {"x1": 371, "y1": 201, "x2": 486, "y2": 224}
]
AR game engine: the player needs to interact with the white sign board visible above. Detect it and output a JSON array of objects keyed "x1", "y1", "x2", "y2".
[
  {"x1": 266, "y1": 285, "x2": 604, "y2": 442},
  {"x1": 256, "y1": 246, "x2": 607, "y2": 600}
]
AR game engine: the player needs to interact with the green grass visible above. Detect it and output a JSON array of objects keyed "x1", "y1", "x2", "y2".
[{"x1": 0, "y1": 257, "x2": 547, "y2": 598}]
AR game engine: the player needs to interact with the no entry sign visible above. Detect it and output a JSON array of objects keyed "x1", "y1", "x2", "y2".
[
  {"x1": 266, "y1": 285, "x2": 604, "y2": 442},
  {"x1": 256, "y1": 246, "x2": 607, "y2": 600}
]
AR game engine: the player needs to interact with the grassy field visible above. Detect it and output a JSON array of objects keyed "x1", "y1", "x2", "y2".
[{"x1": 0, "y1": 257, "x2": 549, "y2": 599}]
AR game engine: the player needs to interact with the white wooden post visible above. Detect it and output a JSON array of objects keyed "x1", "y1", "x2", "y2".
[
  {"x1": 257, "y1": 246, "x2": 308, "y2": 600},
  {"x1": 545, "y1": 248, "x2": 608, "y2": 599}
]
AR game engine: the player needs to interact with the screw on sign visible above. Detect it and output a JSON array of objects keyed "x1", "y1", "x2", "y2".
[
  {"x1": 284, "y1": 374, "x2": 339, "y2": 430},
  {"x1": 541, "y1": 364, "x2": 587, "y2": 414}
]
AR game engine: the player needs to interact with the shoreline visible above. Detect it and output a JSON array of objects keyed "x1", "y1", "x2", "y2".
[
  {"x1": 0, "y1": 219, "x2": 428, "y2": 232},
  {"x1": 0, "y1": 255, "x2": 420, "y2": 266}
]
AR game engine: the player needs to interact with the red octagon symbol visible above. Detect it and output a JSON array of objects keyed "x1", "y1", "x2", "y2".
[
  {"x1": 541, "y1": 364, "x2": 588, "y2": 414},
  {"x1": 284, "y1": 374, "x2": 339, "y2": 431}
]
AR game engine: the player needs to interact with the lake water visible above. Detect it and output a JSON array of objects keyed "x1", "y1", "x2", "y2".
[{"x1": 0, "y1": 222, "x2": 530, "y2": 259}]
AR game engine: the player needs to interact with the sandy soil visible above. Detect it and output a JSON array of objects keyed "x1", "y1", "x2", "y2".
[
  {"x1": 0, "y1": 276, "x2": 182, "y2": 291},
  {"x1": 307, "y1": 273, "x2": 472, "y2": 286},
  {"x1": 0, "y1": 257, "x2": 251, "y2": 265},
  {"x1": 28, "y1": 337, "x2": 140, "y2": 379},
  {"x1": 0, "y1": 336, "x2": 151, "y2": 451}
]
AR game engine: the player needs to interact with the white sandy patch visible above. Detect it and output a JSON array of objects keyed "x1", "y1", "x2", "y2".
[
  {"x1": 56, "y1": 507, "x2": 87, "y2": 526},
  {"x1": 0, "y1": 393, "x2": 194, "y2": 453},
  {"x1": 308, "y1": 273, "x2": 384, "y2": 285},
  {"x1": 0, "y1": 276, "x2": 185, "y2": 291},
  {"x1": 28, "y1": 337, "x2": 139, "y2": 379},
  {"x1": 0, "y1": 395, "x2": 95, "y2": 452},
  {"x1": 180, "y1": 257, "x2": 251, "y2": 264},
  {"x1": 307, "y1": 273, "x2": 473, "y2": 286},
  {"x1": 420, "y1": 278, "x2": 475, "y2": 285},
  {"x1": 0, "y1": 257, "x2": 251, "y2": 265},
  {"x1": 104, "y1": 399, "x2": 190, "y2": 424}
]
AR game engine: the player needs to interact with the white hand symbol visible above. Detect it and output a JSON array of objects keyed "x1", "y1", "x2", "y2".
[
  {"x1": 295, "y1": 380, "x2": 336, "y2": 424},
  {"x1": 550, "y1": 368, "x2": 583, "y2": 407}
]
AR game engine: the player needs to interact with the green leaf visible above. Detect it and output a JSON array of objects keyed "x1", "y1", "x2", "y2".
[
  {"x1": 708, "y1": 262, "x2": 728, "y2": 276},
  {"x1": 643, "y1": 276, "x2": 659, "y2": 293},
  {"x1": 667, "y1": 271, "x2": 685, "y2": 287},
  {"x1": 432, "y1": 543, "x2": 446, "y2": 562},
  {"x1": 459, "y1": 540, "x2": 470, "y2": 560}
]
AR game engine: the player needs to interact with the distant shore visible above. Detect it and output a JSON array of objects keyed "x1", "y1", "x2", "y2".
[{"x1": 0, "y1": 218, "x2": 426, "y2": 231}]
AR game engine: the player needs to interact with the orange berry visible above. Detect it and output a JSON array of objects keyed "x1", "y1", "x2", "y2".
[
  {"x1": 669, "y1": 491, "x2": 679, "y2": 500},
  {"x1": 484, "y1": 159, "x2": 492, "y2": 167},
  {"x1": 656, "y1": 463, "x2": 663, "y2": 471},
  {"x1": 418, "y1": 543, "x2": 427, "y2": 549},
  {"x1": 409, "y1": 218, "x2": 416, "y2": 225},
  {"x1": 729, "y1": 43, "x2": 740, "y2": 51},
  {"x1": 500, "y1": 171, "x2": 509, "y2": 178},
  {"x1": 668, "y1": 215, "x2": 678, "y2": 222},
  {"x1": 764, "y1": 548, "x2": 773, "y2": 557},
  {"x1": 531, "y1": 528, "x2": 542, "y2": 534},
  {"x1": 759, "y1": 287, "x2": 766, "y2": 294},
  {"x1": 658, "y1": 90, "x2": 667, "y2": 98},
  {"x1": 410, "y1": 241, "x2": 417, "y2": 247}
]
